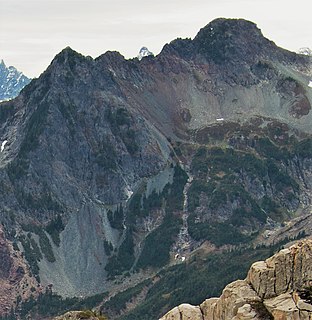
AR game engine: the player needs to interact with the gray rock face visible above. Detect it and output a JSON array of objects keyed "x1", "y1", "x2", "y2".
[
  {"x1": 160, "y1": 240, "x2": 312, "y2": 320},
  {"x1": 0, "y1": 18, "x2": 311, "y2": 304},
  {"x1": 0, "y1": 59, "x2": 31, "y2": 101}
]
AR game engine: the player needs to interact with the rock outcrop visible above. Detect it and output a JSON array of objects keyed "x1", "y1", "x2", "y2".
[
  {"x1": 53, "y1": 310, "x2": 107, "y2": 320},
  {"x1": 160, "y1": 239, "x2": 312, "y2": 320}
]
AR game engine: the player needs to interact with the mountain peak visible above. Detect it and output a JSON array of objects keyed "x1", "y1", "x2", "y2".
[
  {"x1": 0, "y1": 59, "x2": 31, "y2": 101},
  {"x1": 208, "y1": 17, "x2": 258, "y2": 28},
  {"x1": 52, "y1": 46, "x2": 83, "y2": 64},
  {"x1": 137, "y1": 47, "x2": 153, "y2": 60},
  {"x1": 45, "y1": 46, "x2": 93, "y2": 79},
  {"x1": 194, "y1": 18, "x2": 275, "y2": 63},
  {"x1": 195, "y1": 18, "x2": 264, "y2": 42}
]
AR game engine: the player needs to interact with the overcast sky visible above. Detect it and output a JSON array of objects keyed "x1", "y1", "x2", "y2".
[{"x1": 0, "y1": 0, "x2": 311, "y2": 78}]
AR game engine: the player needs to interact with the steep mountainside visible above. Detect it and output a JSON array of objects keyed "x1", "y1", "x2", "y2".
[
  {"x1": 0, "y1": 60, "x2": 31, "y2": 102},
  {"x1": 160, "y1": 239, "x2": 312, "y2": 320},
  {"x1": 0, "y1": 18, "x2": 311, "y2": 319}
]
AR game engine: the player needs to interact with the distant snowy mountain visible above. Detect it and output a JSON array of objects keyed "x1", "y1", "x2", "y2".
[
  {"x1": 0, "y1": 59, "x2": 31, "y2": 102},
  {"x1": 298, "y1": 47, "x2": 312, "y2": 56},
  {"x1": 137, "y1": 47, "x2": 153, "y2": 60}
]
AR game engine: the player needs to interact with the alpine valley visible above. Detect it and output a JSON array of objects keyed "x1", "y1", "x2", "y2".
[{"x1": 0, "y1": 18, "x2": 311, "y2": 320}]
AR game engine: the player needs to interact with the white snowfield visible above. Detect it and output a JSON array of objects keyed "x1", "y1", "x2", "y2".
[{"x1": 1, "y1": 140, "x2": 7, "y2": 152}]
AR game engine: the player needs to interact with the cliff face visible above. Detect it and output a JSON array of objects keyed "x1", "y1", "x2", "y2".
[
  {"x1": 160, "y1": 239, "x2": 312, "y2": 320},
  {"x1": 0, "y1": 18, "x2": 311, "y2": 317}
]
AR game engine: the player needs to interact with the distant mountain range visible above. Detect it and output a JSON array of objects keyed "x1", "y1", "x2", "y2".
[
  {"x1": 0, "y1": 18, "x2": 311, "y2": 320},
  {"x1": 0, "y1": 59, "x2": 31, "y2": 101}
]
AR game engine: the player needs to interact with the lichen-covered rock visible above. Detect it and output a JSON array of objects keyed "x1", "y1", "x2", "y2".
[
  {"x1": 248, "y1": 240, "x2": 312, "y2": 299},
  {"x1": 294, "y1": 291, "x2": 312, "y2": 312},
  {"x1": 160, "y1": 304, "x2": 203, "y2": 320},
  {"x1": 160, "y1": 306, "x2": 182, "y2": 320},
  {"x1": 264, "y1": 293, "x2": 300, "y2": 320},
  {"x1": 53, "y1": 310, "x2": 107, "y2": 320},
  {"x1": 232, "y1": 304, "x2": 262, "y2": 320},
  {"x1": 200, "y1": 298, "x2": 218, "y2": 320},
  {"x1": 212, "y1": 280, "x2": 261, "y2": 320}
]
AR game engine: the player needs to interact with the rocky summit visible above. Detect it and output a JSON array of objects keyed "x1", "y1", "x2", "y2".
[
  {"x1": 160, "y1": 239, "x2": 312, "y2": 320},
  {"x1": 0, "y1": 18, "x2": 311, "y2": 319}
]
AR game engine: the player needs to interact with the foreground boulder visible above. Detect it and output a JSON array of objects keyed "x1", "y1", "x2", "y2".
[{"x1": 160, "y1": 239, "x2": 312, "y2": 320}]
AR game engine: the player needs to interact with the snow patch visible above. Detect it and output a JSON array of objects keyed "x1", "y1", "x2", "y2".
[
  {"x1": 216, "y1": 118, "x2": 224, "y2": 121},
  {"x1": 308, "y1": 81, "x2": 312, "y2": 88},
  {"x1": 125, "y1": 187, "x2": 133, "y2": 199},
  {"x1": 1, "y1": 140, "x2": 7, "y2": 152}
]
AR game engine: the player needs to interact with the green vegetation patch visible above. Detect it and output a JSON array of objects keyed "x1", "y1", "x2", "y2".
[
  {"x1": 187, "y1": 137, "x2": 302, "y2": 246},
  {"x1": 45, "y1": 215, "x2": 65, "y2": 247},
  {"x1": 106, "y1": 107, "x2": 139, "y2": 155},
  {"x1": 102, "y1": 279, "x2": 152, "y2": 315},
  {"x1": 57, "y1": 101, "x2": 77, "y2": 137},
  {"x1": 107, "y1": 206, "x2": 124, "y2": 230},
  {"x1": 94, "y1": 139, "x2": 117, "y2": 171},
  {"x1": 254, "y1": 137, "x2": 290, "y2": 161},
  {"x1": 137, "y1": 165, "x2": 187, "y2": 269},
  {"x1": 17, "y1": 290, "x2": 108, "y2": 319},
  {"x1": 13, "y1": 187, "x2": 62, "y2": 212},
  {"x1": 294, "y1": 138, "x2": 312, "y2": 158},
  {"x1": 18, "y1": 235, "x2": 41, "y2": 281},
  {"x1": 8, "y1": 101, "x2": 49, "y2": 180},
  {"x1": 188, "y1": 217, "x2": 253, "y2": 247},
  {"x1": 105, "y1": 229, "x2": 135, "y2": 276},
  {"x1": 187, "y1": 179, "x2": 216, "y2": 212},
  {"x1": 106, "y1": 164, "x2": 188, "y2": 275},
  {"x1": 119, "y1": 243, "x2": 286, "y2": 320},
  {"x1": 191, "y1": 147, "x2": 267, "y2": 178},
  {"x1": 21, "y1": 224, "x2": 56, "y2": 263},
  {"x1": 137, "y1": 213, "x2": 182, "y2": 269}
]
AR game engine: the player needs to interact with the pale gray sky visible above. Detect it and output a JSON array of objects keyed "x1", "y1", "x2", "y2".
[{"x1": 0, "y1": 0, "x2": 311, "y2": 78}]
